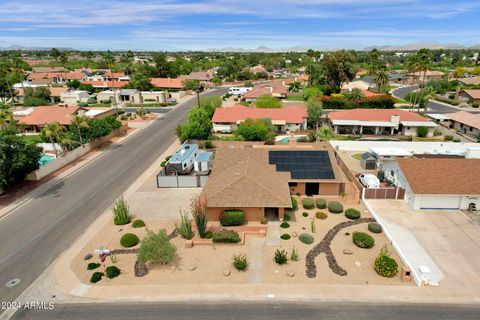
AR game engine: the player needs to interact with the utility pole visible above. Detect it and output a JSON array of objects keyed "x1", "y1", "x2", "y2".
[{"x1": 196, "y1": 86, "x2": 201, "y2": 107}]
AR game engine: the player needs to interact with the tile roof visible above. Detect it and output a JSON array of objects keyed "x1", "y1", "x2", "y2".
[
  {"x1": 150, "y1": 77, "x2": 185, "y2": 89},
  {"x1": 19, "y1": 106, "x2": 80, "y2": 126},
  {"x1": 81, "y1": 80, "x2": 128, "y2": 88},
  {"x1": 243, "y1": 81, "x2": 289, "y2": 99},
  {"x1": 462, "y1": 89, "x2": 480, "y2": 99},
  {"x1": 211, "y1": 105, "x2": 307, "y2": 124},
  {"x1": 31, "y1": 67, "x2": 65, "y2": 73},
  {"x1": 202, "y1": 147, "x2": 292, "y2": 208},
  {"x1": 444, "y1": 111, "x2": 480, "y2": 130},
  {"x1": 328, "y1": 108, "x2": 431, "y2": 123},
  {"x1": 397, "y1": 158, "x2": 480, "y2": 195},
  {"x1": 456, "y1": 77, "x2": 480, "y2": 85},
  {"x1": 30, "y1": 78, "x2": 54, "y2": 85},
  {"x1": 181, "y1": 71, "x2": 213, "y2": 81},
  {"x1": 16, "y1": 87, "x2": 68, "y2": 97},
  {"x1": 28, "y1": 72, "x2": 85, "y2": 81}
]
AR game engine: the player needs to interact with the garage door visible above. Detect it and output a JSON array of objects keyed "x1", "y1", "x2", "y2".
[{"x1": 420, "y1": 196, "x2": 461, "y2": 209}]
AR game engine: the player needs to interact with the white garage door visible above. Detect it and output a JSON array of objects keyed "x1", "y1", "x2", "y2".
[{"x1": 420, "y1": 196, "x2": 461, "y2": 210}]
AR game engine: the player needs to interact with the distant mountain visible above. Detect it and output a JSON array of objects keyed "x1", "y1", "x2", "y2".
[
  {"x1": 361, "y1": 42, "x2": 479, "y2": 51},
  {"x1": 0, "y1": 45, "x2": 75, "y2": 51},
  {"x1": 205, "y1": 46, "x2": 310, "y2": 52}
]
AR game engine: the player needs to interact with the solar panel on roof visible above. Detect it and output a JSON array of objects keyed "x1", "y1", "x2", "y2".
[{"x1": 269, "y1": 150, "x2": 335, "y2": 180}]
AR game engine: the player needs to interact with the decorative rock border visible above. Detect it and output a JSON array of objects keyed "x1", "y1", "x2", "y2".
[{"x1": 305, "y1": 217, "x2": 375, "y2": 278}]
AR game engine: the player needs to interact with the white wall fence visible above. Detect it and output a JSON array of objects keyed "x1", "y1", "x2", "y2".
[
  {"x1": 156, "y1": 168, "x2": 208, "y2": 188},
  {"x1": 26, "y1": 125, "x2": 128, "y2": 181},
  {"x1": 330, "y1": 140, "x2": 479, "y2": 153}
]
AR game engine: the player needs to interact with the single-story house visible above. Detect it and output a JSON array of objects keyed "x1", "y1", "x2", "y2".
[
  {"x1": 242, "y1": 81, "x2": 289, "y2": 102},
  {"x1": 31, "y1": 67, "x2": 65, "y2": 73},
  {"x1": 80, "y1": 80, "x2": 128, "y2": 89},
  {"x1": 408, "y1": 70, "x2": 445, "y2": 81},
  {"x1": 328, "y1": 109, "x2": 437, "y2": 136},
  {"x1": 456, "y1": 77, "x2": 480, "y2": 86},
  {"x1": 458, "y1": 90, "x2": 480, "y2": 104},
  {"x1": 60, "y1": 90, "x2": 90, "y2": 105},
  {"x1": 211, "y1": 105, "x2": 307, "y2": 133},
  {"x1": 202, "y1": 142, "x2": 355, "y2": 221},
  {"x1": 79, "y1": 107, "x2": 116, "y2": 119},
  {"x1": 180, "y1": 71, "x2": 214, "y2": 86},
  {"x1": 150, "y1": 77, "x2": 185, "y2": 90},
  {"x1": 15, "y1": 87, "x2": 68, "y2": 103},
  {"x1": 19, "y1": 106, "x2": 84, "y2": 132},
  {"x1": 341, "y1": 80, "x2": 370, "y2": 92},
  {"x1": 382, "y1": 158, "x2": 480, "y2": 210},
  {"x1": 27, "y1": 71, "x2": 85, "y2": 83},
  {"x1": 97, "y1": 90, "x2": 167, "y2": 104},
  {"x1": 444, "y1": 111, "x2": 480, "y2": 138}
]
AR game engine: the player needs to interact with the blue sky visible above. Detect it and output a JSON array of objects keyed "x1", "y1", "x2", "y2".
[{"x1": 1, "y1": 0, "x2": 479, "y2": 50}]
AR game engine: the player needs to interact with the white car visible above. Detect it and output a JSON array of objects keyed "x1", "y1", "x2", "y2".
[{"x1": 359, "y1": 173, "x2": 380, "y2": 188}]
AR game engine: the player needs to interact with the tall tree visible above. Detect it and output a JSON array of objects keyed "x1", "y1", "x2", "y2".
[
  {"x1": 42, "y1": 122, "x2": 64, "y2": 157},
  {"x1": 322, "y1": 50, "x2": 357, "y2": 94},
  {"x1": 306, "y1": 97, "x2": 323, "y2": 131},
  {"x1": 372, "y1": 67, "x2": 389, "y2": 93}
]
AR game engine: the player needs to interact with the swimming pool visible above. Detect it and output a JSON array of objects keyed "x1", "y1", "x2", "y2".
[{"x1": 39, "y1": 155, "x2": 55, "y2": 166}]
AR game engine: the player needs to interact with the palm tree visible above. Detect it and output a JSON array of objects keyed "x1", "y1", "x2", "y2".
[
  {"x1": 0, "y1": 103, "x2": 13, "y2": 129},
  {"x1": 405, "y1": 55, "x2": 420, "y2": 110},
  {"x1": 0, "y1": 62, "x2": 15, "y2": 106},
  {"x1": 42, "y1": 123, "x2": 64, "y2": 158},
  {"x1": 316, "y1": 126, "x2": 335, "y2": 142},
  {"x1": 71, "y1": 116, "x2": 89, "y2": 145},
  {"x1": 372, "y1": 68, "x2": 389, "y2": 93},
  {"x1": 345, "y1": 88, "x2": 365, "y2": 101},
  {"x1": 419, "y1": 86, "x2": 435, "y2": 113}
]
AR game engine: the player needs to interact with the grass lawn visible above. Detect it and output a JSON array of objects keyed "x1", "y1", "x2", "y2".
[
  {"x1": 286, "y1": 95, "x2": 305, "y2": 101},
  {"x1": 22, "y1": 134, "x2": 42, "y2": 144},
  {"x1": 351, "y1": 153, "x2": 362, "y2": 160}
]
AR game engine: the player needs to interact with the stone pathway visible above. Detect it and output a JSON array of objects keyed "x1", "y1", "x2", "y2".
[{"x1": 248, "y1": 237, "x2": 264, "y2": 284}]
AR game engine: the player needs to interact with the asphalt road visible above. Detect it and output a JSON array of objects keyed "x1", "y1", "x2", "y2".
[
  {"x1": 0, "y1": 88, "x2": 227, "y2": 310},
  {"x1": 11, "y1": 302, "x2": 480, "y2": 320},
  {"x1": 393, "y1": 85, "x2": 480, "y2": 114}
]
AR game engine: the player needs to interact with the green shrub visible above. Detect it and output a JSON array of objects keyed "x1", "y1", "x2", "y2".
[
  {"x1": 315, "y1": 198, "x2": 327, "y2": 209},
  {"x1": 132, "y1": 219, "x2": 145, "y2": 228},
  {"x1": 259, "y1": 216, "x2": 268, "y2": 224},
  {"x1": 345, "y1": 208, "x2": 361, "y2": 220},
  {"x1": 105, "y1": 266, "x2": 121, "y2": 279},
  {"x1": 290, "y1": 246, "x2": 300, "y2": 262},
  {"x1": 212, "y1": 229, "x2": 241, "y2": 243},
  {"x1": 352, "y1": 232, "x2": 375, "y2": 249},
  {"x1": 302, "y1": 198, "x2": 315, "y2": 209},
  {"x1": 315, "y1": 211, "x2": 328, "y2": 219},
  {"x1": 302, "y1": 212, "x2": 309, "y2": 217},
  {"x1": 175, "y1": 211, "x2": 193, "y2": 240},
  {"x1": 112, "y1": 196, "x2": 131, "y2": 225},
  {"x1": 220, "y1": 210, "x2": 245, "y2": 226},
  {"x1": 90, "y1": 272, "x2": 103, "y2": 283},
  {"x1": 299, "y1": 233, "x2": 314, "y2": 244},
  {"x1": 283, "y1": 213, "x2": 291, "y2": 221},
  {"x1": 291, "y1": 197, "x2": 298, "y2": 210},
  {"x1": 416, "y1": 126, "x2": 428, "y2": 138},
  {"x1": 120, "y1": 233, "x2": 139, "y2": 248},
  {"x1": 205, "y1": 231, "x2": 213, "y2": 239},
  {"x1": 191, "y1": 194, "x2": 208, "y2": 238},
  {"x1": 368, "y1": 222, "x2": 383, "y2": 234},
  {"x1": 87, "y1": 263, "x2": 101, "y2": 270},
  {"x1": 160, "y1": 160, "x2": 167, "y2": 167},
  {"x1": 444, "y1": 135, "x2": 453, "y2": 141},
  {"x1": 233, "y1": 254, "x2": 248, "y2": 271},
  {"x1": 328, "y1": 201, "x2": 344, "y2": 213},
  {"x1": 280, "y1": 234, "x2": 291, "y2": 240},
  {"x1": 274, "y1": 249, "x2": 288, "y2": 265},
  {"x1": 374, "y1": 245, "x2": 399, "y2": 277},
  {"x1": 137, "y1": 229, "x2": 176, "y2": 265},
  {"x1": 203, "y1": 140, "x2": 214, "y2": 149},
  {"x1": 280, "y1": 222, "x2": 290, "y2": 228}
]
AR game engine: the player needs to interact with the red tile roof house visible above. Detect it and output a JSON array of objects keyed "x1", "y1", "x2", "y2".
[
  {"x1": 459, "y1": 89, "x2": 480, "y2": 104},
  {"x1": 211, "y1": 105, "x2": 307, "y2": 133},
  {"x1": 150, "y1": 77, "x2": 185, "y2": 90},
  {"x1": 328, "y1": 109, "x2": 437, "y2": 136},
  {"x1": 242, "y1": 80, "x2": 290, "y2": 102},
  {"x1": 444, "y1": 111, "x2": 480, "y2": 138},
  {"x1": 19, "y1": 106, "x2": 85, "y2": 132},
  {"x1": 81, "y1": 80, "x2": 128, "y2": 89}
]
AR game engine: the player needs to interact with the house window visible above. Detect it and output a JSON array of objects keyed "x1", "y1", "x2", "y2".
[{"x1": 288, "y1": 182, "x2": 298, "y2": 187}]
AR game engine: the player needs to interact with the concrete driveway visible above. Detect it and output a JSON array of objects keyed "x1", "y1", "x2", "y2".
[{"x1": 367, "y1": 200, "x2": 480, "y2": 290}]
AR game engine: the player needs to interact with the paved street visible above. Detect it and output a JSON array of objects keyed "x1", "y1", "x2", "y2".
[
  {"x1": 0, "y1": 89, "x2": 227, "y2": 311},
  {"x1": 392, "y1": 85, "x2": 480, "y2": 114},
  {"x1": 11, "y1": 302, "x2": 480, "y2": 320}
]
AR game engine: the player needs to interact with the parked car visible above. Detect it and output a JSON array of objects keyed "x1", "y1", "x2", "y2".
[
  {"x1": 166, "y1": 98, "x2": 177, "y2": 104},
  {"x1": 359, "y1": 173, "x2": 380, "y2": 188}
]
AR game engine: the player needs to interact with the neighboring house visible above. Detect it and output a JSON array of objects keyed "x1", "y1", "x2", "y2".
[
  {"x1": 85, "y1": 72, "x2": 129, "y2": 82},
  {"x1": 19, "y1": 106, "x2": 84, "y2": 132},
  {"x1": 242, "y1": 80, "x2": 289, "y2": 102},
  {"x1": 247, "y1": 65, "x2": 267, "y2": 74},
  {"x1": 456, "y1": 77, "x2": 480, "y2": 86},
  {"x1": 150, "y1": 77, "x2": 185, "y2": 90},
  {"x1": 341, "y1": 80, "x2": 371, "y2": 92},
  {"x1": 15, "y1": 87, "x2": 68, "y2": 103},
  {"x1": 408, "y1": 70, "x2": 445, "y2": 81},
  {"x1": 459, "y1": 89, "x2": 480, "y2": 104},
  {"x1": 31, "y1": 67, "x2": 65, "y2": 73},
  {"x1": 80, "y1": 107, "x2": 116, "y2": 119},
  {"x1": 444, "y1": 111, "x2": 480, "y2": 138},
  {"x1": 382, "y1": 158, "x2": 480, "y2": 210},
  {"x1": 180, "y1": 71, "x2": 214, "y2": 86},
  {"x1": 201, "y1": 142, "x2": 355, "y2": 221},
  {"x1": 80, "y1": 80, "x2": 128, "y2": 89},
  {"x1": 328, "y1": 109, "x2": 437, "y2": 136},
  {"x1": 27, "y1": 71, "x2": 85, "y2": 83},
  {"x1": 211, "y1": 105, "x2": 307, "y2": 133},
  {"x1": 60, "y1": 90, "x2": 90, "y2": 105},
  {"x1": 141, "y1": 91, "x2": 167, "y2": 103},
  {"x1": 97, "y1": 90, "x2": 167, "y2": 104}
]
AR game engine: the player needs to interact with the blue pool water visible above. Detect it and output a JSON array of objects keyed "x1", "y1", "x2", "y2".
[
  {"x1": 278, "y1": 138, "x2": 289, "y2": 143},
  {"x1": 39, "y1": 155, "x2": 55, "y2": 166}
]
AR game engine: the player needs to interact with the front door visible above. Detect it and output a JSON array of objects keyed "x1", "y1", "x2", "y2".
[{"x1": 305, "y1": 183, "x2": 320, "y2": 196}]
